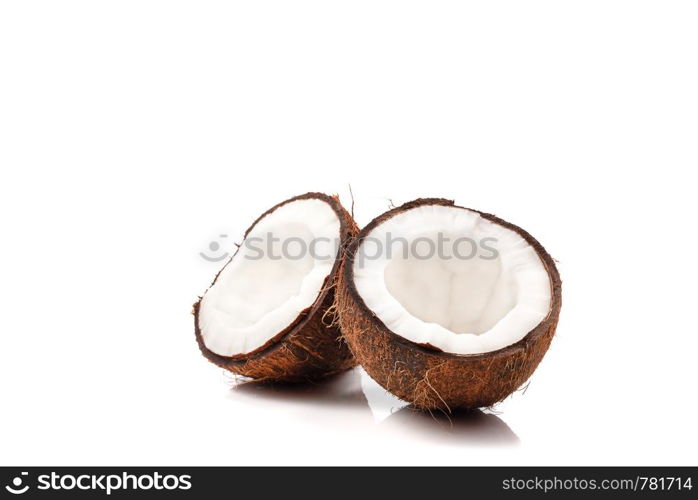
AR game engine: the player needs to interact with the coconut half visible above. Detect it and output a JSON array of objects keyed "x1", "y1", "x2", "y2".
[
  {"x1": 194, "y1": 193, "x2": 358, "y2": 382},
  {"x1": 337, "y1": 198, "x2": 561, "y2": 410}
]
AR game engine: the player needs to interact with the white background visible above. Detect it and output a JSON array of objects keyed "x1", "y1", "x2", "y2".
[{"x1": 1, "y1": 1, "x2": 697, "y2": 466}]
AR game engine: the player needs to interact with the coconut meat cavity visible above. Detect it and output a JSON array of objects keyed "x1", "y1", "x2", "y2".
[
  {"x1": 199, "y1": 198, "x2": 340, "y2": 357},
  {"x1": 353, "y1": 204, "x2": 552, "y2": 355}
]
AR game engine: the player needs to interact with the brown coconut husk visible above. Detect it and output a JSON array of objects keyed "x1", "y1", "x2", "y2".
[
  {"x1": 337, "y1": 198, "x2": 562, "y2": 411},
  {"x1": 194, "y1": 192, "x2": 359, "y2": 382}
]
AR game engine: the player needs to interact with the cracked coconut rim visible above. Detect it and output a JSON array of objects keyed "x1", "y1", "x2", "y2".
[{"x1": 352, "y1": 203, "x2": 553, "y2": 355}]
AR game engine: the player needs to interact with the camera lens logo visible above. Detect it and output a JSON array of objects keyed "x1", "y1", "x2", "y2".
[{"x1": 5, "y1": 472, "x2": 29, "y2": 495}]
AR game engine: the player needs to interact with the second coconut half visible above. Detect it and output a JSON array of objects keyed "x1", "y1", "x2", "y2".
[
  {"x1": 337, "y1": 198, "x2": 561, "y2": 411},
  {"x1": 194, "y1": 192, "x2": 359, "y2": 382}
]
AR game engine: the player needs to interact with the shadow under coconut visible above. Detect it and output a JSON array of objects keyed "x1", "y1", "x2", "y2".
[
  {"x1": 230, "y1": 368, "x2": 369, "y2": 409},
  {"x1": 383, "y1": 406, "x2": 520, "y2": 446}
]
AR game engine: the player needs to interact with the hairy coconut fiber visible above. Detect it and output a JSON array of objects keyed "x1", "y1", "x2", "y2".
[
  {"x1": 194, "y1": 192, "x2": 359, "y2": 382},
  {"x1": 337, "y1": 198, "x2": 562, "y2": 410}
]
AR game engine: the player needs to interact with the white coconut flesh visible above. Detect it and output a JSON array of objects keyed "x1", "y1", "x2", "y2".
[
  {"x1": 199, "y1": 199, "x2": 341, "y2": 357},
  {"x1": 353, "y1": 205, "x2": 552, "y2": 355}
]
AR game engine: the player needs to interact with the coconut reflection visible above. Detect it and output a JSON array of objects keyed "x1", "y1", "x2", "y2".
[
  {"x1": 231, "y1": 369, "x2": 369, "y2": 408},
  {"x1": 360, "y1": 370, "x2": 519, "y2": 445},
  {"x1": 382, "y1": 406, "x2": 520, "y2": 446},
  {"x1": 230, "y1": 367, "x2": 519, "y2": 446}
]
